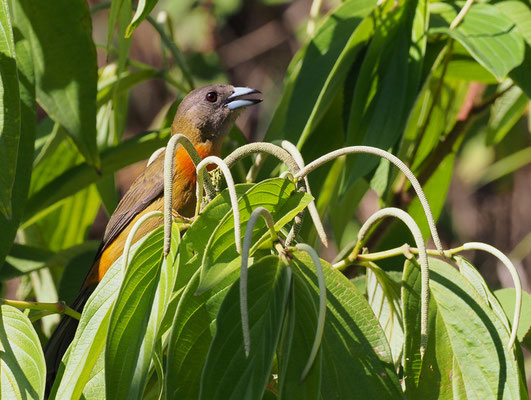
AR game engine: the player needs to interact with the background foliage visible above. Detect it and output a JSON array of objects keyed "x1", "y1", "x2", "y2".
[{"x1": 0, "y1": 0, "x2": 530, "y2": 398}]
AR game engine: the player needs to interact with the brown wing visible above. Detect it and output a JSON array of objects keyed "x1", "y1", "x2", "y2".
[{"x1": 96, "y1": 153, "x2": 165, "y2": 259}]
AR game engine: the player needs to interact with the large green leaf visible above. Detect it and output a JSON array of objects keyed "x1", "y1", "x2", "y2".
[
  {"x1": 277, "y1": 270, "x2": 321, "y2": 400},
  {"x1": 495, "y1": 0, "x2": 531, "y2": 47},
  {"x1": 105, "y1": 227, "x2": 164, "y2": 400},
  {"x1": 51, "y1": 233, "x2": 153, "y2": 398},
  {"x1": 16, "y1": 0, "x2": 99, "y2": 167},
  {"x1": 430, "y1": 2, "x2": 525, "y2": 80},
  {"x1": 165, "y1": 267, "x2": 238, "y2": 399},
  {"x1": 199, "y1": 256, "x2": 291, "y2": 400},
  {"x1": 343, "y1": 0, "x2": 427, "y2": 191},
  {"x1": 0, "y1": 305, "x2": 46, "y2": 399},
  {"x1": 23, "y1": 128, "x2": 171, "y2": 224},
  {"x1": 403, "y1": 257, "x2": 524, "y2": 399},
  {"x1": 0, "y1": 0, "x2": 35, "y2": 267},
  {"x1": 290, "y1": 251, "x2": 403, "y2": 399},
  {"x1": 198, "y1": 178, "x2": 312, "y2": 292},
  {"x1": 265, "y1": 0, "x2": 378, "y2": 147},
  {"x1": 0, "y1": 0, "x2": 19, "y2": 220}
]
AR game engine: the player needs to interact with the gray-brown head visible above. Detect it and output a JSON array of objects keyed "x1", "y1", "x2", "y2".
[{"x1": 172, "y1": 84, "x2": 261, "y2": 145}]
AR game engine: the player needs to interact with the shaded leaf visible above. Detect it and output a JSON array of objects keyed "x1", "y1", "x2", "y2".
[
  {"x1": 494, "y1": 288, "x2": 531, "y2": 349},
  {"x1": 0, "y1": 0, "x2": 19, "y2": 219},
  {"x1": 16, "y1": 0, "x2": 99, "y2": 167},
  {"x1": 199, "y1": 256, "x2": 291, "y2": 400}
]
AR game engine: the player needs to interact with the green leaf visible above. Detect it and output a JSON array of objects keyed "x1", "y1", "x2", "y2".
[
  {"x1": 52, "y1": 234, "x2": 152, "y2": 398},
  {"x1": 495, "y1": 0, "x2": 531, "y2": 47},
  {"x1": 290, "y1": 251, "x2": 403, "y2": 398},
  {"x1": 198, "y1": 178, "x2": 312, "y2": 292},
  {"x1": 0, "y1": 0, "x2": 35, "y2": 267},
  {"x1": 16, "y1": 0, "x2": 99, "y2": 167},
  {"x1": 105, "y1": 227, "x2": 164, "y2": 400},
  {"x1": 0, "y1": 0, "x2": 19, "y2": 220},
  {"x1": 278, "y1": 271, "x2": 321, "y2": 400},
  {"x1": 199, "y1": 256, "x2": 291, "y2": 400},
  {"x1": 265, "y1": 0, "x2": 378, "y2": 147},
  {"x1": 165, "y1": 267, "x2": 238, "y2": 399},
  {"x1": 23, "y1": 128, "x2": 171, "y2": 224},
  {"x1": 403, "y1": 257, "x2": 524, "y2": 398},
  {"x1": 430, "y1": 2, "x2": 525, "y2": 80},
  {"x1": 126, "y1": 0, "x2": 158, "y2": 37},
  {"x1": 343, "y1": 0, "x2": 427, "y2": 192},
  {"x1": 494, "y1": 288, "x2": 531, "y2": 349},
  {"x1": 365, "y1": 263, "x2": 404, "y2": 366},
  {"x1": 97, "y1": 67, "x2": 157, "y2": 107},
  {"x1": 486, "y1": 84, "x2": 527, "y2": 145},
  {"x1": 0, "y1": 305, "x2": 46, "y2": 399}
]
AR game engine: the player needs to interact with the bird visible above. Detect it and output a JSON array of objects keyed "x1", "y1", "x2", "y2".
[{"x1": 44, "y1": 84, "x2": 262, "y2": 393}]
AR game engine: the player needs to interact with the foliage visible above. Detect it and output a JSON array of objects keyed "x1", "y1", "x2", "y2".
[{"x1": 0, "y1": 0, "x2": 530, "y2": 399}]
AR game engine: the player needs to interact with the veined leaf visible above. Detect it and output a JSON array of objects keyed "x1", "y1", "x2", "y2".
[
  {"x1": 199, "y1": 256, "x2": 291, "y2": 400},
  {"x1": 403, "y1": 257, "x2": 524, "y2": 398},
  {"x1": 198, "y1": 178, "x2": 312, "y2": 292},
  {"x1": 290, "y1": 251, "x2": 403, "y2": 398},
  {"x1": 494, "y1": 288, "x2": 531, "y2": 350},
  {"x1": 430, "y1": 2, "x2": 525, "y2": 80},
  {"x1": 0, "y1": 305, "x2": 46, "y2": 399},
  {"x1": 105, "y1": 227, "x2": 164, "y2": 400},
  {"x1": 0, "y1": 0, "x2": 19, "y2": 220}
]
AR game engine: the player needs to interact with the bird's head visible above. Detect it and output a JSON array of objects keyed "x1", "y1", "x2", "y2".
[{"x1": 172, "y1": 84, "x2": 261, "y2": 145}]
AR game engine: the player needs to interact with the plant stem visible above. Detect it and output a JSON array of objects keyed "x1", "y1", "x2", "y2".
[{"x1": 1, "y1": 299, "x2": 82, "y2": 320}]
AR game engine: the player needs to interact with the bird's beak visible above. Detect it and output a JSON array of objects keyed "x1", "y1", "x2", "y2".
[{"x1": 226, "y1": 87, "x2": 262, "y2": 110}]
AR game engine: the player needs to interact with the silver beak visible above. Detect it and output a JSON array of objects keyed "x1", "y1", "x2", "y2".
[{"x1": 226, "y1": 87, "x2": 262, "y2": 110}]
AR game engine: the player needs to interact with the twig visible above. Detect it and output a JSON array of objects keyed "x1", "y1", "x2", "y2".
[{"x1": 1, "y1": 299, "x2": 81, "y2": 320}]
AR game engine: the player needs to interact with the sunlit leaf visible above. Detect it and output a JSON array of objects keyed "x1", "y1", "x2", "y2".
[{"x1": 0, "y1": 305, "x2": 46, "y2": 399}]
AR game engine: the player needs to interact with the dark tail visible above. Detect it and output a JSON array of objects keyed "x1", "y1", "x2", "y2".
[{"x1": 44, "y1": 285, "x2": 95, "y2": 396}]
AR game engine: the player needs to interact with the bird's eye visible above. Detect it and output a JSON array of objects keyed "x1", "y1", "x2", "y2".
[{"x1": 206, "y1": 92, "x2": 218, "y2": 102}]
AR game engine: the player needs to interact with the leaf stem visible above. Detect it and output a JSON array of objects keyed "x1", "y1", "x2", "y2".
[
  {"x1": 449, "y1": 0, "x2": 474, "y2": 30},
  {"x1": 1, "y1": 299, "x2": 81, "y2": 320}
]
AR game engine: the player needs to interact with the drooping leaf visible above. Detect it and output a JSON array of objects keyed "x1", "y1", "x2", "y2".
[
  {"x1": 290, "y1": 251, "x2": 403, "y2": 399},
  {"x1": 0, "y1": 305, "x2": 46, "y2": 399},
  {"x1": 126, "y1": 0, "x2": 157, "y2": 37},
  {"x1": 342, "y1": 0, "x2": 427, "y2": 192},
  {"x1": 16, "y1": 0, "x2": 99, "y2": 167},
  {"x1": 105, "y1": 227, "x2": 164, "y2": 400},
  {"x1": 52, "y1": 233, "x2": 153, "y2": 398},
  {"x1": 0, "y1": 0, "x2": 19, "y2": 220},
  {"x1": 403, "y1": 257, "x2": 524, "y2": 398},
  {"x1": 277, "y1": 271, "x2": 321, "y2": 400},
  {"x1": 265, "y1": 0, "x2": 378, "y2": 147},
  {"x1": 486, "y1": 84, "x2": 527, "y2": 145},
  {"x1": 199, "y1": 256, "x2": 291, "y2": 400}
]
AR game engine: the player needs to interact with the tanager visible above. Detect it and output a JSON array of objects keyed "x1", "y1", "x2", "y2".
[{"x1": 44, "y1": 84, "x2": 261, "y2": 391}]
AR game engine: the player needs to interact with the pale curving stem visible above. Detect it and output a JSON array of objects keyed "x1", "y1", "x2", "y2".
[
  {"x1": 163, "y1": 134, "x2": 215, "y2": 257},
  {"x1": 148, "y1": 147, "x2": 166, "y2": 166},
  {"x1": 295, "y1": 243, "x2": 327, "y2": 381},
  {"x1": 281, "y1": 141, "x2": 329, "y2": 248},
  {"x1": 224, "y1": 142, "x2": 300, "y2": 175},
  {"x1": 196, "y1": 156, "x2": 241, "y2": 254},
  {"x1": 449, "y1": 0, "x2": 474, "y2": 30},
  {"x1": 122, "y1": 210, "x2": 164, "y2": 276},
  {"x1": 462, "y1": 242, "x2": 522, "y2": 350},
  {"x1": 295, "y1": 146, "x2": 444, "y2": 255},
  {"x1": 240, "y1": 207, "x2": 278, "y2": 357},
  {"x1": 357, "y1": 207, "x2": 430, "y2": 358}
]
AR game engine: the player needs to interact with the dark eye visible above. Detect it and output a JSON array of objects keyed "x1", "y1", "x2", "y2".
[{"x1": 206, "y1": 92, "x2": 217, "y2": 102}]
